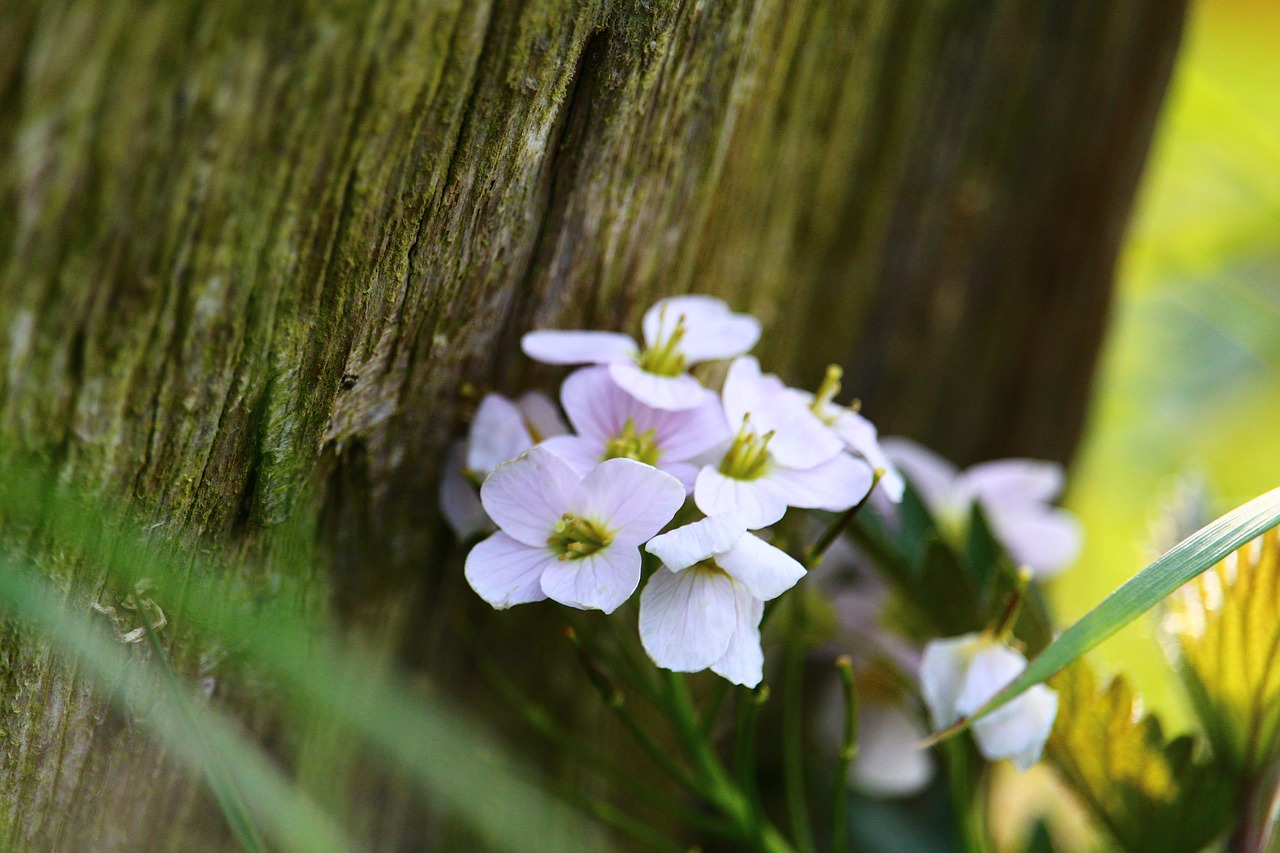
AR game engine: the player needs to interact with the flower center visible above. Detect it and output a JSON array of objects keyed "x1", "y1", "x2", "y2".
[
  {"x1": 636, "y1": 313, "x2": 688, "y2": 377},
  {"x1": 718, "y1": 416, "x2": 774, "y2": 481},
  {"x1": 547, "y1": 514, "x2": 614, "y2": 560},
  {"x1": 602, "y1": 418, "x2": 661, "y2": 466}
]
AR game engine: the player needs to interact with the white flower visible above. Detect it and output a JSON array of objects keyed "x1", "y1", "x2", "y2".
[
  {"x1": 881, "y1": 438, "x2": 1082, "y2": 578},
  {"x1": 694, "y1": 357, "x2": 873, "y2": 528},
  {"x1": 439, "y1": 392, "x2": 569, "y2": 539},
  {"x1": 539, "y1": 366, "x2": 729, "y2": 492},
  {"x1": 639, "y1": 513, "x2": 805, "y2": 686},
  {"x1": 521, "y1": 295, "x2": 761, "y2": 411},
  {"x1": 465, "y1": 447, "x2": 684, "y2": 612},
  {"x1": 919, "y1": 633, "x2": 1058, "y2": 771}
]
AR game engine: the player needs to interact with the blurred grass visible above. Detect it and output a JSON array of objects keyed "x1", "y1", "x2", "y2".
[{"x1": 1055, "y1": 0, "x2": 1280, "y2": 731}]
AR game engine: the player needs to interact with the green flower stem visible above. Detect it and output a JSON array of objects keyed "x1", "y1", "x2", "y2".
[
  {"x1": 734, "y1": 684, "x2": 769, "y2": 816},
  {"x1": 782, "y1": 637, "x2": 817, "y2": 853},
  {"x1": 830, "y1": 657, "x2": 858, "y2": 853},
  {"x1": 699, "y1": 679, "x2": 733, "y2": 737},
  {"x1": 804, "y1": 468, "x2": 885, "y2": 568},
  {"x1": 583, "y1": 799, "x2": 688, "y2": 853},
  {"x1": 943, "y1": 739, "x2": 992, "y2": 853}
]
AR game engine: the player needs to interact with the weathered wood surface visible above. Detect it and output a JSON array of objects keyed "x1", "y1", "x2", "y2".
[{"x1": 0, "y1": 0, "x2": 1184, "y2": 849}]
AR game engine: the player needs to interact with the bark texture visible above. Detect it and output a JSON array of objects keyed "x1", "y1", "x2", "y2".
[{"x1": 0, "y1": 0, "x2": 1184, "y2": 850}]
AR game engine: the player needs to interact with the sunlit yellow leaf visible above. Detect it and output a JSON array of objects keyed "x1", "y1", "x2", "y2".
[
  {"x1": 1046, "y1": 662, "x2": 1236, "y2": 853},
  {"x1": 1165, "y1": 529, "x2": 1280, "y2": 776}
]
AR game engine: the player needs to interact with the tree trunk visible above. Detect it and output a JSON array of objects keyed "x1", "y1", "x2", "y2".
[{"x1": 0, "y1": 1, "x2": 1184, "y2": 850}]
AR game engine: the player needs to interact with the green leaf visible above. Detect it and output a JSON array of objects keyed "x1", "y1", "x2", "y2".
[
  {"x1": 1046, "y1": 662, "x2": 1236, "y2": 853},
  {"x1": 1165, "y1": 528, "x2": 1280, "y2": 775},
  {"x1": 964, "y1": 486, "x2": 1280, "y2": 729}
]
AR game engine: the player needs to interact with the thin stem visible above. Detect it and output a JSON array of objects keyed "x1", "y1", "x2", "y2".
[
  {"x1": 805, "y1": 468, "x2": 885, "y2": 568},
  {"x1": 699, "y1": 679, "x2": 733, "y2": 737},
  {"x1": 734, "y1": 684, "x2": 769, "y2": 820},
  {"x1": 830, "y1": 657, "x2": 859, "y2": 853},
  {"x1": 782, "y1": 638, "x2": 817, "y2": 853},
  {"x1": 943, "y1": 739, "x2": 991, "y2": 853},
  {"x1": 584, "y1": 799, "x2": 689, "y2": 853},
  {"x1": 139, "y1": 593, "x2": 267, "y2": 853}
]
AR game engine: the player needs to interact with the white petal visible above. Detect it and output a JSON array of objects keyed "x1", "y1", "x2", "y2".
[
  {"x1": 919, "y1": 634, "x2": 981, "y2": 730},
  {"x1": 715, "y1": 533, "x2": 805, "y2": 601},
  {"x1": 467, "y1": 395, "x2": 534, "y2": 474},
  {"x1": 881, "y1": 437, "x2": 961, "y2": 514},
  {"x1": 954, "y1": 643, "x2": 1027, "y2": 718},
  {"x1": 480, "y1": 447, "x2": 580, "y2": 547},
  {"x1": 694, "y1": 466, "x2": 789, "y2": 529},
  {"x1": 663, "y1": 461, "x2": 700, "y2": 493},
  {"x1": 972, "y1": 684, "x2": 1058, "y2": 771},
  {"x1": 521, "y1": 330, "x2": 637, "y2": 365},
  {"x1": 608, "y1": 362, "x2": 711, "y2": 411},
  {"x1": 850, "y1": 702, "x2": 935, "y2": 798},
  {"x1": 639, "y1": 566, "x2": 737, "y2": 671},
  {"x1": 464, "y1": 532, "x2": 552, "y2": 609},
  {"x1": 988, "y1": 506, "x2": 1082, "y2": 579},
  {"x1": 770, "y1": 454, "x2": 873, "y2": 513},
  {"x1": 764, "y1": 403, "x2": 845, "y2": 470},
  {"x1": 540, "y1": 545, "x2": 641, "y2": 613},
  {"x1": 576, "y1": 459, "x2": 685, "y2": 546},
  {"x1": 720, "y1": 356, "x2": 773, "y2": 427},
  {"x1": 830, "y1": 410, "x2": 905, "y2": 503},
  {"x1": 710, "y1": 583, "x2": 766, "y2": 686},
  {"x1": 516, "y1": 390, "x2": 569, "y2": 441},
  {"x1": 963, "y1": 459, "x2": 1064, "y2": 508},
  {"x1": 642, "y1": 296, "x2": 761, "y2": 364},
  {"x1": 440, "y1": 442, "x2": 493, "y2": 539},
  {"x1": 645, "y1": 512, "x2": 749, "y2": 571},
  {"x1": 536, "y1": 435, "x2": 601, "y2": 477}
]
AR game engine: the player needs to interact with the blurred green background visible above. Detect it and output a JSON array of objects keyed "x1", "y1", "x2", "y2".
[{"x1": 1055, "y1": 0, "x2": 1280, "y2": 736}]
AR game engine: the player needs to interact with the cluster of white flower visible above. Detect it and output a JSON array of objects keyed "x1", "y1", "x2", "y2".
[{"x1": 442, "y1": 295, "x2": 891, "y2": 687}]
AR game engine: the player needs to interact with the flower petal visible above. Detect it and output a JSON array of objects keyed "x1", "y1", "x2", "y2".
[
  {"x1": 645, "y1": 512, "x2": 749, "y2": 571},
  {"x1": 521, "y1": 330, "x2": 637, "y2": 365},
  {"x1": 694, "y1": 466, "x2": 789, "y2": 529},
  {"x1": 919, "y1": 634, "x2": 980, "y2": 730},
  {"x1": 608, "y1": 362, "x2": 711, "y2": 411},
  {"x1": 576, "y1": 458, "x2": 685, "y2": 546},
  {"x1": 881, "y1": 437, "x2": 960, "y2": 515},
  {"x1": 464, "y1": 532, "x2": 553, "y2": 609},
  {"x1": 642, "y1": 295, "x2": 761, "y2": 364},
  {"x1": 537, "y1": 434, "x2": 601, "y2": 478},
  {"x1": 953, "y1": 642, "x2": 1027, "y2": 718},
  {"x1": 963, "y1": 459, "x2": 1063, "y2": 508},
  {"x1": 722, "y1": 358, "x2": 840, "y2": 468},
  {"x1": 540, "y1": 545, "x2": 642, "y2": 613},
  {"x1": 480, "y1": 446, "x2": 580, "y2": 547},
  {"x1": 769, "y1": 453, "x2": 873, "y2": 513},
  {"x1": 972, "y1": 684, "x2": 1058, "y2": 771},
  {"x1": 467, "y1": 395, "x2": 534, "y2": 474},
  {"x1": 715, "y1": 532, "x2": 805, "y2": 601},
  {"x1": 711, "y1": 583, "x2": 766, "y2": 686},
  {"x1": 829, "y1": 409, "x2": 905, "y2": 503},
  {"x1": 516, "y1": 390, "x2": 569, "y2": 441},
  {"x1": 559, "y1": 366, "x2": 626, "y2": 443},
  {"x1": 988, "y1": 506, "x2": 1082, "y2": 579},
  {"x1": 639, "y1": 566, "x2": 736, "y2": 671},
  {"x1": 650, "y1": 394, "x2": 731, "y2": 461},
  {"x1": 440, "y1": 441, "x2": 493, "y2": 539},
  {"x1": 849, "y1": 702, "x2": 935, "y2": 798},
  {"x1": 663, "y1": 461, "x2": 700, "y2": 493}
]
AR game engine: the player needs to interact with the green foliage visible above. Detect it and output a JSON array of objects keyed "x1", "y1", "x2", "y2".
[
  {"x1": 1046, "y1": 661, "x2": 1235, "y2": 853},
  {"x1": 1165, "y1": 529, "x2": 1280, "y2": 776}
]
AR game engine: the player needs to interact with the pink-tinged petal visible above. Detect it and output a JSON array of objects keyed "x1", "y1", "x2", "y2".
[
  {"x1": 608, "y1": 362, "x2": 711, "y2": 411},
  {"x1": 711, "y1": 583, "x2": 765, "y2": 686},
  {"x1": 467, "y1": 395, "x2": 534, "y2": 474},
  {"x1": 645, "y1": 512, "x2": 749, "y2": 571},
  {"x1": 521, "y1": 330, "x2": 637, "y2": 365},
  {"x1": 464, "y1": 532, "x2": 552, "y2": 609},
  {"x1": 716, "y1": 533, "x2": 805, "y2": 601},
  {"x1": 540, "y1": 545, "x2": 642, "y2": 613},
  {"x1": 849, "y1": 702, "x2": 935, "y2": 798},
  {"x1": 480, "y1": 447, "x2": 580, "y2": 547},
  {"x1": 694, "y1": 466, "x2": 789, "y2": 529},
  {"x1": 663, "y1": 461, "x2": 700, "y2": 493},
  {"x1": 988, "y1": 506, "x2": 1082, "y2": 579},
  {"x1": 770, "y1": 453, "x2": 873, "y2": 513},
  {"x1": 643, "y1": 296, "x2": 761, "y2": 364},
  {"x1": 919, "y1": 634, "x2": 980, "y2": 730},
  {"x1": 829, "y1": 409, "x2": 905, "y2": 503},
  {"x1": 537, "y1": 434, "x2": 601, "y2": 478},
  {"x1": 972, "y1": 684, "x2": 1058, "y2": 771},
  {"x1": 516, "y1": 390, "x2": 569, "y2": 441},
  {"x1": 651, "y1": 395, "x2": 731, "y2": 461},
  {"x1": 576, "y1": 458, "x2": 685, "y2": 545},
  {"x1": 440, "y1": 442, "x2": 493, "y2": 539},
  {"x1": 953, "y1": 643, "x2": 1027, "y2": 719},
  {"x1": 639, "y1": 566, "x2": 737, "y2": 671},
  {"x1": 559, "y1": 366, "x2": 627, "y2": 442},
  {"x1": 881, "y1": 437, "x2": 960, "y2": 514},
  {"x1": 963, "y1": 459, "x2": 1063, "y2": 508}
]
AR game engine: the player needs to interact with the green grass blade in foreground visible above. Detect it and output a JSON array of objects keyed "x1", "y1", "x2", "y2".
[
  {"x1": 954, "y1": 486, "x2": 1280, "y2": 736},
  {"x1": 0, "y1": 563, "x2": 354, "y2": 853}
]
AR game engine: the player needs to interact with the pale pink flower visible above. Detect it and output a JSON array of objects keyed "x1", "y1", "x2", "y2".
[
  {"x1": 465, "y1": 447, "x2": 684, "y2": 612},
  {"x1": 639, "y1": 513, "x2": 805, "y2": 686},
  {"x1": 540, "y1": 366, "x2": 729, "y2": 492},
  {"x1": 881, "y1": 438, "x2": 1081, "y2": 578},
  {"x1": 694, "y1": 357, "x2": 873, "y2": 528},
  {"x1": 521, "y1": 295, "x2": 761, "y2": 411},
  {"x1": 920, "y1": 633, "x2": 1058, "y2": 771},
  {"x1": 439, "y1": 392, "x2": 569, "y2": 539}
]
